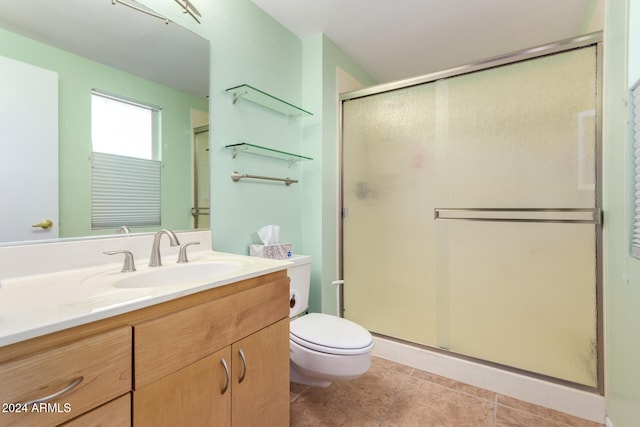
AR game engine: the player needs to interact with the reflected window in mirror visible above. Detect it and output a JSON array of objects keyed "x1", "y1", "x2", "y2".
[
  {"x1": 91, "y1": 91, "x2": 162, "y2": 230},
  {"x1": 91, "y1": 91, "x2": 160, "y2": 160}
]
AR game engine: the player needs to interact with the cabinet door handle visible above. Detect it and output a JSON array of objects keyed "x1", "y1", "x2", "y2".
[
  {"x1": 238, "y1": 348, "x2": 247, "y2": 384},
  {"x1": 220, "y1": 358, "x2": 229, "y2": 395},
  {"x1": 21, "y1": 376, "x2": 84, "y2": 405}
]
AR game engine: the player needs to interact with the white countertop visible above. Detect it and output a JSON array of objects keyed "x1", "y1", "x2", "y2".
[{"x1": 0, "y1": 250, "x2": 292, "y2": 347}]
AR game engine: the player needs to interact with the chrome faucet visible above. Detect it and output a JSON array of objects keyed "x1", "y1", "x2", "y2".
[{"x1": 149, "y1": 229, "x2": 180, "y2": 267}]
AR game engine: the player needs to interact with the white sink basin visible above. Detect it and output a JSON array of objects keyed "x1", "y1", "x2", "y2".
[{"x1": 113, "y1": 261, "x2": 242, "y2": 289}]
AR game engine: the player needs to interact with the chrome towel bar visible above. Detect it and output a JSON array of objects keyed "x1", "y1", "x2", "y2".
[
  {"x1": 434, "y1": 208, "x2": 601, "y2": 224},
  {"x1": 230, "y1": 171, "x2": 298, "y2": 186}
]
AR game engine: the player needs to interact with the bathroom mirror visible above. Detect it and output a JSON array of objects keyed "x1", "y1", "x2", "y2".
[{"x1": 0, "y1": 0, "x2": 210, "y2": 246}]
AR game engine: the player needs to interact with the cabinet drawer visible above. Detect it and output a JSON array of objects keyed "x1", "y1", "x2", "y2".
[
  {"x1": 0, "y1": 327, "x2": 131, "y2": 427},
  {"x1": 134, "y1": 275, "x2": 289, "y2": 388},
  {"x1": 61, "y1": 394, "x2": 130, "y2": 427}
]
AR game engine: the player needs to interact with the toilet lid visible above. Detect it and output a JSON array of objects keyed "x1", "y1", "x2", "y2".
[{"x1": 290, "y1": 313, "x2": 373, "y2": 355}]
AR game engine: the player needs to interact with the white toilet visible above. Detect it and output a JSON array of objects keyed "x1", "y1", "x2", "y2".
[{"x1": 287, "y1": 255, "x2": 374, "y2": 387}]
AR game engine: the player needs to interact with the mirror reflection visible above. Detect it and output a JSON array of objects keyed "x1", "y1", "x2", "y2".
[{"x1": 0, "y1": 0, "x2": 210, "y2": 245}]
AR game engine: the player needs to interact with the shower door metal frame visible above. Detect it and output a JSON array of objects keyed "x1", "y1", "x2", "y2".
[
  {"x1": 338, "y1": 31, "x2": 604, "y2": 393},
  {"x1": 192, "y1": 125, "x2": 210, "y2": 229}
]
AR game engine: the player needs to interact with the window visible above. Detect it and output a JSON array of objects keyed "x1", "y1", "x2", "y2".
[
  {"x1": 632, "y1": 79, "x2": 640, "y2": 257},
  {"x1": 91, "y1": 91, "x2": 159, "y2": 159},
  {"x1": 91, "y1": 91, "x2": 162, "y2": 230}
]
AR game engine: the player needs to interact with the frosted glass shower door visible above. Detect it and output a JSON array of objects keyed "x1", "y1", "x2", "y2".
[
  {"x1": 342, "y1": 83, "x2": 439, "y2": 345},
  {"x1": 341, "y1": 45, "x2": 599, "y2": 387},
  {"x1": 435, "y1": 46, "x2": 598, "y2": 387}
]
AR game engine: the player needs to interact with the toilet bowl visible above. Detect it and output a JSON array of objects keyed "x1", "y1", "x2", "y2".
[{"x1": 287, "y1": 255, "x2": 374, "y2": 387}]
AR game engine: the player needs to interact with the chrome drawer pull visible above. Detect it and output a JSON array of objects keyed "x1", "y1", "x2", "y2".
[
  {"x1": 21, "y1": 376, "x2": 84, "y2": 406},
  {"x1": 220, "y1": 358, "x2": 229, "y2": 395},
  {"x1": 238, "y1": 349, "x2": 247, "y2": 383}
]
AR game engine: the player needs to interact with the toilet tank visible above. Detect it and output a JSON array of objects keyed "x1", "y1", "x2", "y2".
[{"x1": 287, "y1": 255, "x2": 312, "y2": 318}]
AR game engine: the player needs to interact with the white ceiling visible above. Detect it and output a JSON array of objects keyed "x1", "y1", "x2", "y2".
[
  {"x1": 0, "y1": 1, "x2": 603, "y2": 94},
  {"x1": 251, "y1": 0, "x2": 604, "y2": 84}
]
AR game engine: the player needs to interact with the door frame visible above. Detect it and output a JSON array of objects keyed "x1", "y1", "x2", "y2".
[{"x1": 192, "y1": 124, "x2": 210, "y2": 229}]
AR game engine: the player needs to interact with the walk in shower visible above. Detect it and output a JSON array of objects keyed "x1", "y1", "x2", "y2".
[{"x1": 340, "y1": 34, "x2": 602, "y2": 390}]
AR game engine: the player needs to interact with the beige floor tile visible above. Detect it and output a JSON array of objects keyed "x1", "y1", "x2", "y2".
[
  {"x1": 384, "y1": 376, "x2": 494, "y2": 427},
  {"x1": 496, "y1": 405, "x2": 569, "y2": 427},
  {"x1": 306, "y1": 356, "x2": 414, "y2": 420},
  {"x1": 497, "y1": 395, "x2": 604, "y2": 427},
  {"x1": 289, "y1": 356, "x2": 600, "y2": 427},
  {"x1": 290, "y1": 392, "x2": 380, "y2": 427},
  {"x1": 410, "y1": 369, "x2": 497, "y2": 401}
]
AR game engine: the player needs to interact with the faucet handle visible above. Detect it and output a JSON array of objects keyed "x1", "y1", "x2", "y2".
[
  {"x1": 177, "y1": 241, "x2": 200, "y2": 263},
  {"x1": 115, "y1": 226, "x2": 131, "y2": 234},
  {"x1": 104, "y1": 250, "x2": 137, "y2": 272}
]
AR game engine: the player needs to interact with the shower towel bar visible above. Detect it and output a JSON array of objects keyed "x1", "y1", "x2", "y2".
[
  {"x1": 434, "y1": 208, "x2": 601, "y2": 224},
  {"x1": 230, "y1": 171, "x2": 298, "y2": 186}
]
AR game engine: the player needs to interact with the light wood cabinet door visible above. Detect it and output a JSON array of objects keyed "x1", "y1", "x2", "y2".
[
  {"x1": 133, "y1": 347, "x2": 232, "y2": 427},
  {"x1": 231, "y1": 319, "x2": 290, "y2": 427}
]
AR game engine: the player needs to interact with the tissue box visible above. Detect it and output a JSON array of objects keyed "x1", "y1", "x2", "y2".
[{"x1": 249, "y1": 243, "x2": 292, "y2": 260}]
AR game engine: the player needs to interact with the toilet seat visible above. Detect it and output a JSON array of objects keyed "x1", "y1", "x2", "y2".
[{"x1": 290, "y1": 313, "x2": 374, "y2": 356}]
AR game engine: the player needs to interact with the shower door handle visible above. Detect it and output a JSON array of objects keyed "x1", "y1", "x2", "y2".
[{"x1": 433, "y1": 208, "x2": 601, "y2": 225}]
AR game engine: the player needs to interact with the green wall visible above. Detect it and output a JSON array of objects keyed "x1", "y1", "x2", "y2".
[
  {"x1": 144, "y1": 0, "x2": 306, "y2": 256},
  {"x1": 605, "y1": 0, "x2": 640, "y2": 424},
  {"x1": 301, "y1": 34, "x2": 376, "y2": 313},
  {"x1": 206, "y1": 0, "x2": 306, "y2": 256},
  {"x1": 143, "y1": 1, "x2": 374, "y2": 316},
  {"x1": 0, "y1": 27, "x2": 208, "y2": 238}
]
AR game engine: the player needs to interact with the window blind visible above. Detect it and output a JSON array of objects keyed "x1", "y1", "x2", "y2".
[
  {"x1": 632, "y1": 80, "x2": 640, "y2": 257},
  {"x1": 92, "y1": 152, "x2": 161, "y2": 229}
]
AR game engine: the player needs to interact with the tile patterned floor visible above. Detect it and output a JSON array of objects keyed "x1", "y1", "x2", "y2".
[{"x1": 290, "y1": 357, "x2": 604, "y2": 427}]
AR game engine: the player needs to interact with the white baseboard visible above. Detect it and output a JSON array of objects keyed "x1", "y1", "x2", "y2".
[
  {"x1": 605, "y1": 416, "x2": 614, "y2": 427},
  {"x1": 373, "y1": 336, "x2": 606, "y2": 424}
]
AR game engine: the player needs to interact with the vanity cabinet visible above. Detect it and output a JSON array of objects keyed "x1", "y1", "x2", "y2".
[
  {"x1": 0, "y1": 270, "x2": 290, "y2": 427},
  {"x1": 0, "y1": 327, "x2": 132, "y2": 427},
  {"x1": 132, "y1": 277, "x2": 290, "y2": 426}
]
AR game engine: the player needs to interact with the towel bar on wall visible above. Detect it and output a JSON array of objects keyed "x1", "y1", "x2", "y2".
[{"x1": 230, "y1": 171, "x2": 298, "y2": 186}]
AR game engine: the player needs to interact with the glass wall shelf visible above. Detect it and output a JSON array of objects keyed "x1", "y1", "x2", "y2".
[
  {"x1": 226, "y1": 84, "x2": 313, "y2": 118},
  {"x1": 225, "y1": 143, "x2": 313, "y2": 163}
]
